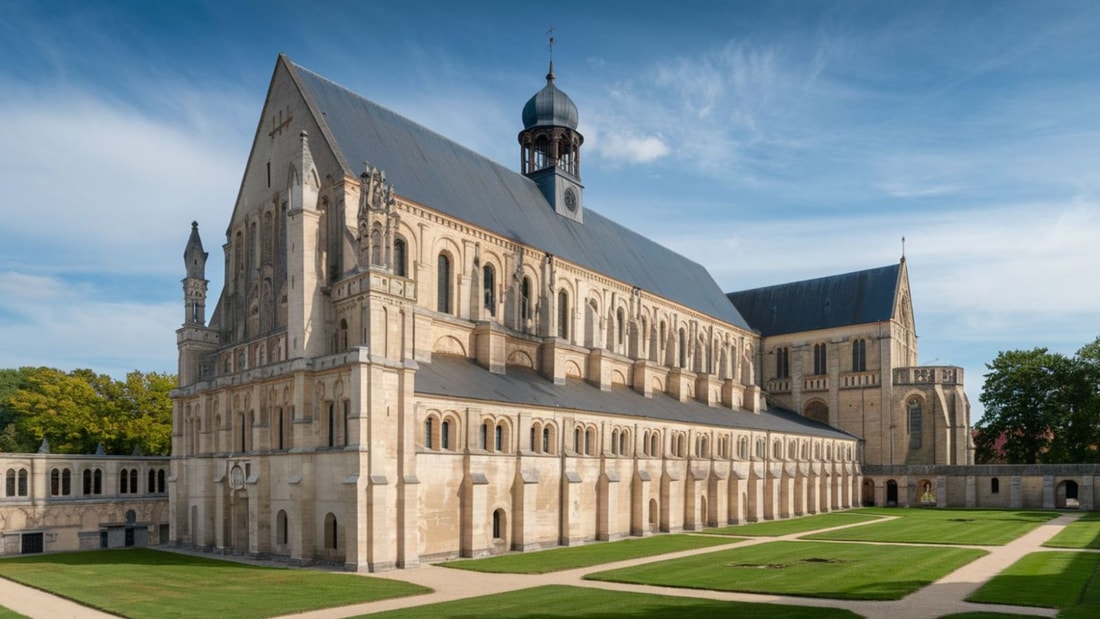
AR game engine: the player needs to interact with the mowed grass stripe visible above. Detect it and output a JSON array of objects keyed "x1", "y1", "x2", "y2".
[
  {"x1": 705, "y1": 512, "x2": 885, "y2": 537},
  {"x1": 586, "y1": 540, "x2": 986, "y2": 600},
  {"x1": 0, "y1": 548, "x2": 429, "y2": 619},
  {"x1": 1043, "y1": 512, "x2": 1100, "y2": 549},
  {"x1": 967, "y1": 551, "x2": 1100, "y2": 610},
  {"x1": 361, "y1": 584, "x2": 861, "y2": 618},
  {"x1": 0, "y1": 606, "x2": 29, "y2": 619},
  {"x1": 805, "y1": 509, "x2": 1057, "y2": 546},
  {"x1": 443, "y1": 533, "x2": 739, "y2": 574}
]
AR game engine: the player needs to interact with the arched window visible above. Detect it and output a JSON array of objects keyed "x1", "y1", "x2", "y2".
[
  {"x1": 852, "y1": 338, "x2": 867, "y2": 372},
  {"x1": 82, "y1": 469, "x2": 92, "y2": 495},
  {"x1": 520, "y1": 277, "x2": 532, "y2": 324},
  {"x1": 129, "y1": 469, "x2": 138, "y2": 494},
  {"x1": 738, "y1": 436, "x2": 749, "y2": 460},
  {"x1": 542, "y1": 426, "x2": 551, "y2": 453},
  {"x1": 495, "y1": 423, "x2": 505, "y2": 452},
  {"x1": 50, "y1": 469, "x2": 60, "y2": 496},
  {"x1": 120, "y1": 469, "x2": 129, "y2": 494},
  {"x1": 93, "y1": 469, "x2": 102, "y2": 495},
  {"x1": 619, "y1": 430, "x2": 628, "y2": 456},
  {"x1": 324, "y1": 513, "x2": 338, "y2": 549},
  {"x1": 574, "y1": 427, "x2": 582, "y2": 453},
  {"x1": 678, "y1": 328, "x2": 687, "y2": 368},
  {"x1": 148, "y1": 470, "x2": 157, "y2": 493},
  {"x1": 991, "y1": 477, "x2": 1000, "y2": 494},
  {"x1": 492, "y1": 508, "x2": 506, "y2": 540},
  {"x1": 157, "y1": 469, "x2": 166, "y2": 493},
  {"x1": 483, "y1": 265, "x2": 496, "y2": 316},
  {"x1": 776, "y1": 347, "x2": 789, "y2": 378},
  {"x1": 61, "y1": 468, "x2": 71, "y2": 495},
  {"x1": 651, "y1": 432, "x2": 660, "y2": 457},
  {"x1": 424, "y1": 417, "x2": 434, "y2": 449},
  {"x1": 557, "y1": 290, "x2": 569, "y2": 339},
  {"x1": 698, "y1": 436, "x2": 708, "y2": 458},
  {"x1": 276, "y1": 510, "x2": 288, "y2": 546},
  {"x1": 611, "y1": 429, "x2": 620, "y2": 455},
  {"x1": 755, "y1": 438, "x2": 765, "y2": 459},
  {"x1": 908, "y1": 398, "x2": 923, "y2": 449},
  {"x1": 393, "y1": 236, "x2": 407, "y2": 277},
  {"x1": 481, "y1": 422, "x2": 490, "y2": 451},
  {"x1": 773, "y1": 440, "x2": 783, "y2": 460},
  {"x1": 585, "y1": 427, "x2": 596, "y2": 456},
  {"x1": 437, "y1": 253, "x2": 452, "y2": 314},
  {"x1": 277, "y1": 407, "x2": 285, "y2": 450},
  {"x1": 813, "y1": 343, "x2": 827, "y2": 375},
  {"x1": 441, "y1": 419, "x2": 451, "y2": 450},
  {"x1": 616, "y1": 308, "x2": 625, "y2": 348},
  {"x1": 327, "y1": 403, "x2": 335, "y2": 448},
  {"x1": 530, "y1": 424, "x2": 539, "y2": 452},
  {"x1": 338, "y1": 319, "x2": 348, "y2": 351}
]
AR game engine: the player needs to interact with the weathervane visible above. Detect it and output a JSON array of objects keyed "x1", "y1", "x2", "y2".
[{"x1": 547, "y1": 25, "x2": 556, "y2": 62}]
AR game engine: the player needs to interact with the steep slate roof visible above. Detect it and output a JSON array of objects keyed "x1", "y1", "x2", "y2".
[
  {"x1": 727, "y1": 263, "x2": 900, "y2": 337},
  {"x1": 416, "y1": 356, "x2": 855, "y2": 439},
  {"x1": 284, "y1": 57, "x2": 748, "y2": 329}
]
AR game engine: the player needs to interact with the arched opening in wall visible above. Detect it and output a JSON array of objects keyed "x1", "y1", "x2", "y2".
[
  {"x1": 862, "y1": 479, "x2": 875, "y2": 506},
  {"x1": 585, "y1": 299, "x2": 599, "y2": 348},
  {"x1": 436, "y1": 253, "x2": 452, "y2": 314},
  {"x1": 93, "y1": 469, "x2": 102, "y2": 495},
  {"x1": 276, "y1": 510, "x2": 288, "y2": 546},
  {"x1": 619, "y1": 430, "x2": 629, "y2": 456},
  {"x1": 393, "y1": 236, "x2": 407, "y2": 277},
  {"x1": 129, "y1": 468, "x2": 138, "y2": 494},
  {"x1": 616, "y1": 307, "x2": 625, "y2": 350},
  {"x1": 441, "y1": 419, "x2": 452, "y2": 450},
  {"x1": 338, "y1": 319, "x2": 348, "y2": 352},
  {"x1": 492, "y1": 508, "x2": 507, "y2": 541},
  {"x1": 520, "y1": 277, "x2": 532, "y2": 326},
  {"x1": 585, "y1": 427, "x2": 596, "y2": 456},
  {"x1": 424, "y1": 417, "x2": 435, "y2": 449},
  {"x1": 574, "y1": 428, "x2": 582, "y2": 453},
  {"x1": 651, "y1": 432, "x2": 660, "y2": 457},
  {"x1": 557, "y1": 290, "x2": 569, "y2": 339},
  {"x1": 157, "y1": 469, "x2": 166, "y2": 493},
  {"x1": 50, "y1": 469, "x2": 60, "y2": 496},
  {"x1": 61, "y1": 468, "x2": 71, "y2": 495},
  {"x1": 886, "y1": 480, "x2": 899, "y2": 506},
  {"x1": 542, "y1": 425, "x2": 553, "y2": 454},
  {"x1": 804, "y1": 400, "x2": 829, "y2": 425},
  {"x1": 495, "y1": 423, "x2": 506, "y2": 452},
  {"x1": 678, "y1": 328, "x2": 687, "y2": 368},
  {"x1": 323, "y1": 513, "x2": 338, "y2": 550},
  {"x1": 125, "y1": 510, "x2": 137, "y2": 525},
  {"x1": 908, "y1": 398, "x2": 923, "y2": 450},
  {"x1": 919, "y1": 479, "x2": 935, "y2": 506},
  {"x1": 1056, "y1": 480, "x2": 1080, "y2": 509},
  {"x1": 483, "y1": 264, "x2": 495, "y2": 317},
  {"x1": 648, "y1": 498, "x2": 658, "y2": 530},
  {"x1": 991, "y1": 477, "x2": 1000, "y2": 494}
]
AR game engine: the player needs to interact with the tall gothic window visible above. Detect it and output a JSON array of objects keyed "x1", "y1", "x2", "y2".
[
  {"x1": 436, "y1": 253, "x2": 451, "y2": 314},
  {"x1": 520, "y1": 277, "x2": 531, "y2": 324},
  {"x1": 813, "y1": 343, "x2": 827, "y2": 375},
  {"x1": 393, "y1": 237, "x2": 407, "y2": 277},
  {"x1": 908, "y1": 398, "x2": 923, "y2": 450},
  {"x1": 776, "y1": 347, "x2": 789, "y2": 378},
  {"x1": 483, "y1": 265, "x2": 495, "y2": 316},
  {"x1": 557, "y1": 290, "x2": 569, "y2": 339},
  {"x1": 852, "y1": 338, "x2": 867, "y2": 372}
]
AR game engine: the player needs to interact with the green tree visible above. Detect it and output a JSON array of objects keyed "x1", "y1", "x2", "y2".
[
  {"x1": 0, "y1": 367, "x2": 34, "y2": 452},
  {"x1": 976, "y1": 337, "x2": 1100, "y2": 464},
  {"x1": 1, "y1": 367, "x2": 175, "y2": 456}
]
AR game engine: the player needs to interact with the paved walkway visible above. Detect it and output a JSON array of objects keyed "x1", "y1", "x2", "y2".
[{"x1": 0, "y1": 512, "x2": 1084, "y2": 619}]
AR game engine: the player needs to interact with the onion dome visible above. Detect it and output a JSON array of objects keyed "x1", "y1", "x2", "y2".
[{"x1": 521, "y1": 63, "x2": 579, "y2": 130}]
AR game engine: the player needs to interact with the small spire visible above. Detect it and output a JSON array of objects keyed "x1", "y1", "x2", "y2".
[
  {"x1": 546, "y1": 26, "x2": 556, "y2": 82},
  {"x1": 901, "y1": 236, "x2": 907, "y2": 263}
]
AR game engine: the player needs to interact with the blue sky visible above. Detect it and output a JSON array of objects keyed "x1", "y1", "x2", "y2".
[{"x1": 2, "y1": 1, "x2": 1099, "y2": 422}]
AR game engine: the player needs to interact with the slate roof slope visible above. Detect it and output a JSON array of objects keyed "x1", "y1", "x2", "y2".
[
  {"x1": 416, "y1": 355, "x2": 855, "y2": 439},
  {"x1": 284, "y1": 57, "x2": 748, "y2": 329},
  {"x1": 727, "y1": 263, "x2": 900, "y2": 337}
]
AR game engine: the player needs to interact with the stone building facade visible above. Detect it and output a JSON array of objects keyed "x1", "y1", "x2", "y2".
[
  {"x1": 170, "y1": 55, "x2": 865, "y2": 571},
  {"x1": 0, "y1": 451, "x2": 169, "y2": 556}
]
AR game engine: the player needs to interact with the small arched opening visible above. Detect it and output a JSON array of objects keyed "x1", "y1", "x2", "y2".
[{"x1": 886, "y1": 479, "x2": 899, "y2": 506}]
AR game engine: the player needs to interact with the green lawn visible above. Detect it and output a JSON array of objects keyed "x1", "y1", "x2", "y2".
[
  {"x1": 1044, "y1": 513, "x2": 1100, "y2": 549},
  {"x1": 805, "y1": 508, "x2": 1058, "y2": 546},
  {"x1": 0, "y1": 548, "x2": 429, "y2": 619},
  {"x1": 586, "y1": 540, "x2": 986, "y2": 600},
  {"x1": 705, "y1": 512, "x2": 885, "y2": 536},
  {"x1": 967, "y1": 551, "x2": 1100, "y2": 615},
  {"x1": 938, "y1": 614, "x2": 1046, "y2": 619},
  {"x1": 362, "y1": 584, "x2": 861, "y2": 618},
  {"x1": 443, "y1": 534, "x2": 739, "y2": 574},
  {"x1": 0, "y1": 607, "x2": 29, "y2": 619}
]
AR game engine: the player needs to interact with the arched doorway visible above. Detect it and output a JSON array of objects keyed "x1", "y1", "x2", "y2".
[
  {"x1": 1056, "y1": 480, "x2": 1080, "y2": 509},
  {"x1": 886, "y1": 479, "x2": 899, "y2": 506},
  {"x1": 862, "y1": 479, "x2": 875, "y2": 506}
]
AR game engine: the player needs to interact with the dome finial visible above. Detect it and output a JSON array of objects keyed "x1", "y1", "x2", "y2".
[{"x1": 546, "y1": 25, "x2": 556, "y2": 82}]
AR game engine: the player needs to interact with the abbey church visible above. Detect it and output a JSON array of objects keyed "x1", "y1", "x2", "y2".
[{"x1": 169, "y1": 54, "x2": 973, "y2": 571}]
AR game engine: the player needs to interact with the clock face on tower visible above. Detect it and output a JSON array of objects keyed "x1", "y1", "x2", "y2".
[{"x1": 564, "y1": 187, "x2": 578, "y2": 212}]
